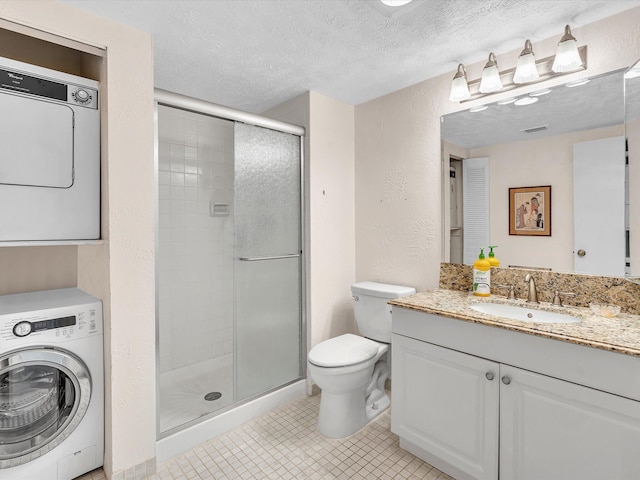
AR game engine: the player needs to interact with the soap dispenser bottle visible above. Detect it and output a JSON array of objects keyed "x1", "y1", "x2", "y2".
[
  {"x1": 487, "y1": 245, "x2": 500, "y2": 267},
  {"x1": 473, "y1": 248, "x2": 491, "y2": 297}
]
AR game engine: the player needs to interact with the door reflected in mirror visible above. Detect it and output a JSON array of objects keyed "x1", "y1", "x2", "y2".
[{"x1": 441, "y1": 66, "x2": 639, "y2": 277}]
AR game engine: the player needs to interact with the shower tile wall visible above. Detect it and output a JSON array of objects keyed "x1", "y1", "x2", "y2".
[{"x1": 158, "y1": 106, "x2": 235, "y2": 373}]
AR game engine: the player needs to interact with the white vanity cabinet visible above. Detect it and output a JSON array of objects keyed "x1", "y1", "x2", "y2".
[
  {"x1": 500, "y1": 365, "x2": 640, "y2": 480},
  {"x1": 391, "y1": 307, "x2": 640, "y2": 480},
  {"x1": 392, "y1": 334, "x2": 499, "y2": 480}
]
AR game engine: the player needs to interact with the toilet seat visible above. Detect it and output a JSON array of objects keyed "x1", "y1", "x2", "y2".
[{"x1": 308, "y1": 333, "x2": 381, "y2": 368}]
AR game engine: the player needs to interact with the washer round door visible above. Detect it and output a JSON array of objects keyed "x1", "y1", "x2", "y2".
[{"x1": 0, "y1": 347, "x2": 91, "y2": 468}]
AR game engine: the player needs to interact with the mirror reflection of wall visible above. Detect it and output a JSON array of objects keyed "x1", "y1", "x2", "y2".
[
  {"x1": 626, "y1": 60, "x2": 640, "y2": 280},
  {"x1": 449, "y1": 157, "x2": 463, "y2": 264},
  {"x1": 441, "y1": 68, "x2": 636, "y2": 276}
]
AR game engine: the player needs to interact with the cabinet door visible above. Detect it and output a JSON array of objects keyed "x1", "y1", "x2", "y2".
[
  {"x1": 392, "y1": 334, "x2": 499, "y2": 480},
  {"x1": 500, "y1": 365, "x2": 640, "y2": 480}
]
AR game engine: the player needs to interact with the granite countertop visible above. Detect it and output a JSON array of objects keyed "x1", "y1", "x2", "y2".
[{"x1": 389, "y1": 289, "x2": 640, "y2": 357}]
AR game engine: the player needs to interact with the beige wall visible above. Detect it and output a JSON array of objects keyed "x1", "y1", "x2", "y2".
[
  {"x1": 265, "y1": 92, "x2": 356, "y2": 387},
  {"x1": 307, "y1": 92, "x2": 356, "y2": 347},
  {"x1": 0, "y1": 2, "x2": 156, "y2": 478},
  {"x1": 355, "y1": 7, "x2": 640, "y2": 292},
  {"x1": 0, "y1": 246, "x2": 77, "y2": 294}
]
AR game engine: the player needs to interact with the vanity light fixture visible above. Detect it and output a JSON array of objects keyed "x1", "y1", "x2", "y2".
[
  {"x1": 513, "y1": 40, "x2": 539, "y2": 84},
  {"x1": 469, "y1": 105, "x2": 489, "y2": 113},
  {"x1": 479, "y1": 53, "x2": 503, "y2": 93},
  {"x1": 448, "y1": 26, "x2": 587, "y2": 103},
  {"x1": 497, "y1": 97, "x2": 517, "y2": 105},
  {"x1": 449, "y1": 64, "x2": 471, "y2": 102},
  {"x1": 552, "y1": 25, "x2": 583, "y2": 72}
]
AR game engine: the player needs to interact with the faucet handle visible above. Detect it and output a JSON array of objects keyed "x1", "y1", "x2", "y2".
[
  {"x1": 552, "y1": 290, "x2": 576, "y2": 306},
  {"x1": 495, "y1": 284, "x2": 516, "y2": 300}
]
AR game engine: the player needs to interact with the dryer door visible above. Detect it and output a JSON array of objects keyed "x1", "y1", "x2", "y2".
[
  {"x1": 0, "y1": 92, "x2": 75, "y2": 188},
  {"x1": 0, "y1": 347, "x2": 91, "y2": 468}
]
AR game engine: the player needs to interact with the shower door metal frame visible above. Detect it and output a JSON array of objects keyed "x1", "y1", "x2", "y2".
[{"x1": 153, "y1": 89, "x2": 307, "y2": 439}]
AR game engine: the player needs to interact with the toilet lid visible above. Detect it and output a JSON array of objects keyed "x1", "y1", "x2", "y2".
[{"x1": 308, "y1": 334, "x2": 380, "y2": 368}]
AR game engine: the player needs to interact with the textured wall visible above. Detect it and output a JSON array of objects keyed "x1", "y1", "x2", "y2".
[
  {"x1": 0, "y1": 1, "x2": 156, "y2": 478},
  {"x1": 355, "y1": 7, "x2": 640, "y2": 293},
  {"x1": 264, "y1": 91, "x2": 356, "y2": 359},
  {"x1": 0, "y1": 246, "x2": 77, "y2": 295}
]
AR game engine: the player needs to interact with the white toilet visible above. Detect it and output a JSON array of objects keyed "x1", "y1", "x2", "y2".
[{"x1": 307, "y1": 281, "x2": 416, "y2": 438}]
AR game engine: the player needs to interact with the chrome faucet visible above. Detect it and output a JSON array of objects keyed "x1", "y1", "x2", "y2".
[{"x1": 524, "y1": 274, "x2": 539, "y2": 303}]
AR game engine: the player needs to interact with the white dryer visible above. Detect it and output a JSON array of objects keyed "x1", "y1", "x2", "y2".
[{"x1": 0, "y1": 288, "x2": 104, "y2": 480}]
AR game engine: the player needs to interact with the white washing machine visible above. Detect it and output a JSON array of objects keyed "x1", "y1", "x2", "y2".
[{"x1": 0, "y1": 288, "x2": 104, "y2": 480}]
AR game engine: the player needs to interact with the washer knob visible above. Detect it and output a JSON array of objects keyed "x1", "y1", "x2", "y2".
[{"x1": 13, "y1": 321, "x2": 32, "y2": 337}]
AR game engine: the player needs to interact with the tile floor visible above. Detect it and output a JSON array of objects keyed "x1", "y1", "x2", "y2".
[{"x1": 77, "y1": 394, "x2": 453, "y2": 479}]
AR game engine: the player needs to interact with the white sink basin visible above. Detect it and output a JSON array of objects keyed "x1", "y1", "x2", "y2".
[{"x1": 469, "y1": 302, "x2": 580, "y2": 324}]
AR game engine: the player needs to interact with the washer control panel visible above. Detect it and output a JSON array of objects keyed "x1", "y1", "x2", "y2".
[
  {"x1": 12, "y1": 315, "x2": 76, "y2": 337},
  {"x1": 0, "y1": 288, "x2": 102, "y2": 344}
]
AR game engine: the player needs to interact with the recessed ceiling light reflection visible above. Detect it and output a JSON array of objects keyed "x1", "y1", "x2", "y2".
[
  {"x1": 514, "y1": 96, "x2": 539, "y2": 106},
  {"x1": 497, "y1": 98, "x2": 517, "y2": 105},
  {"x1": 566, "y1": 78, "x2": 591, "y2": 87},
  {"x1": 530, "y1": 88, "x2": 551, "y2": 96},
  {"x1": 381, "y1": 0, "x2": 413, "y2": 5},
  {"x1": 469, "y1": 105, "x2": 489, "y2": 113}
]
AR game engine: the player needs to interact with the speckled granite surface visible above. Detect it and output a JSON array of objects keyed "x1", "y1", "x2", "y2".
[
  {"x1": 439, "y1": 263, "x2": 640, "y2": 315},
  {"x1": 390, "y1": 288, "x2": 640, "y2": 357}
]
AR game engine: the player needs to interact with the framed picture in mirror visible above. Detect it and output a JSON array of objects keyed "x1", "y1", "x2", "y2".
[{"x1": 509, "y1": 185, "x2": 551, "y2": 236}]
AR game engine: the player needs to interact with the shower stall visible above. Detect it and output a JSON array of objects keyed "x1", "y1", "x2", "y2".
[{"x1": 154, "y1": 90, "x2": 305, "y2": 440}]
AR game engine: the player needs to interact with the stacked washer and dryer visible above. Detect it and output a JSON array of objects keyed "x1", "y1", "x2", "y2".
[{"x1": 0, "y1": 57, "x2": 104, "y2": 478}]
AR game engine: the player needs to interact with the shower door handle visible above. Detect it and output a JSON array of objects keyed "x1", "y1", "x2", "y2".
[{"x1": 238, "y1": 253, "x2": 300, "y2": 261}]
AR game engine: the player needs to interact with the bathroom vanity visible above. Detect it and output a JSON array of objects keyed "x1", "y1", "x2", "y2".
[{"x1": 390, "y1": 289, "x2": 640, "y2": 480}]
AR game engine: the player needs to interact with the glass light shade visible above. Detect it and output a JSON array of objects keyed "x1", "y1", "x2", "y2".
[
  {"x1": 552, "y1": 38, "x2": 582, "y2": 72},
  {"x1": 513, "y1": 40, "x2": 539, "y2": 84},
  {"x1": 552, "y1": 25, "x2": 583, "y2": 73},
  {"x1": 479, "y1": 64, "x2": 503, "y2": 93},
  {"x1": 449, "y1": 64, "x2": 471, "y2": 102}
]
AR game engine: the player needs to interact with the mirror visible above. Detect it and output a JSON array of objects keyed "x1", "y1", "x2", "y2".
[
  {"x1": 626, "y1": 59, "x2": 640, "y2": 281},
  {"x1": 441, "y1": 67, "x2": 637, "y2": 276}
]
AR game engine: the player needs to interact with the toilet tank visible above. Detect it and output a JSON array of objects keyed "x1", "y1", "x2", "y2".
[{"x1": 351, "y1": 281, "x2": 416, "y2": 343}]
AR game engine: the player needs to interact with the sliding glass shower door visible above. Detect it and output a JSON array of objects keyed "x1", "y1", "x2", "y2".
[
  {"x1": 234, "y1": 123, "x2": 302, "y2": 400},
  {"x1": 156, "y1": 103, "x2": 303, "y2": 435}
]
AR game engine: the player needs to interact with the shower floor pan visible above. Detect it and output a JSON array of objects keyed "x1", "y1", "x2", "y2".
[{"x1": 159, "y1": 356, "x2": 233, "y2": 433}]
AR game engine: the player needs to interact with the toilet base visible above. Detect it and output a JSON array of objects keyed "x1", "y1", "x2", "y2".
[
  {"x1": 317, "y1": 389, "x2": 368, "y2": 439},
  {"x1": 365, "y1": 391, "x2": 390, "y2": 421},
  {"x1": 316, "y1": 359, "x2": 391, "y2": 439}
]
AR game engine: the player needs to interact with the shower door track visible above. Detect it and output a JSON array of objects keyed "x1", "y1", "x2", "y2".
[{"x1": 155, "y1": 89, "x2": 305, "y2": 136}]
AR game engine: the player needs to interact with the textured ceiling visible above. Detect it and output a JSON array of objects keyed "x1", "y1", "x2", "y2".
[{"x1": 62, "y1": 0, "x2": 640, "y2": 113}]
